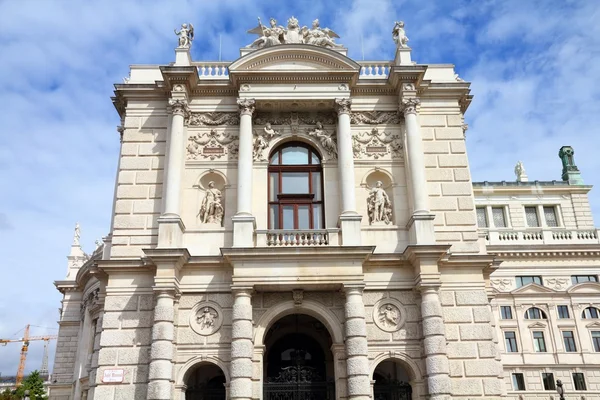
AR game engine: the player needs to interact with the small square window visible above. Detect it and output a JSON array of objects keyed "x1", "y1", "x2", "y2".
[
  {"x1": 593, "y1": 331, "x2": 600, "y2": 352},
  {"x1": 476, "y1": 208, "x2": 488, "y2": 228},
  {"x1": 492, "y1": 207, "x2": 507, "y2": 227},
  {"x1": 557, "y1": 305, "x2": 570, "y2": 319},
  {"x1": 563, "y1": 331, "x2": 577, "y2": 352},
  {"x1": 533, "y1": 331, "x2": 547, "y2": 352},
  {"x1": 505, "y1": 331, "x2": 518, "y2": 352},
  {"x1": 500, "y1": 306, "x2": 513, "y2": 320},
  {"x1": 542, "y1": 373, "x2": 556, "y2": 390},
  {"x1": 544, "y1": 206, "x2": 558, "y2": 227},
  {"x1": 512, "y1": 373, "x2": 526, "y2": 391},
  {"x1": 525, "y1": 206, "x2": 540, "y2": 227},
  {"x1": 573, "y1": 373, "x2": 587, "y2": 391},
  {"x1": 516, "y1": 276, "x2": 542, "y2": 288},
  {"x1": 571, "y1": 275, "x2": 599, "y2": 284}
]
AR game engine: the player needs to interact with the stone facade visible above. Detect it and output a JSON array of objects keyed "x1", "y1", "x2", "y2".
[{"x1": 49, "y1": 20, "x2": 600, "y2": 400}]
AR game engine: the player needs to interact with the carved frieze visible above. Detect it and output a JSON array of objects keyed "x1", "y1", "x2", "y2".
[
  {"x1": 490, "y1": 278, "x2": 512, "y2": 292},
  {"x1": 254, "y1": 111, "x2": 337, "y2": 126},
  {"x1": 352, "y1": 127, "x2": 403, "y2": 159},
  {"x1": 186, "y1": 112, "x2": 240, "y2": 126},
  {"x1": 190, "y1": 302, "x2": 223, "y2": 336},
  {"x1": 186, "y1": 129, "x2": 238, "y2": 160},
  {"x1": 545, "y1": 278, "x2": 570, "y2": 291},
  {"x1": 350, "y1": 111, "x2": 402, "y2": 125}
]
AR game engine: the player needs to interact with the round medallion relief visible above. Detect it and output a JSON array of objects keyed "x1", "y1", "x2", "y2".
[
  {"x1": 372, "y1": 299, "x2": 405, "y2": 332},
  {"x1": 190, "y1": 301, "x2": 223, "y2": 336}
]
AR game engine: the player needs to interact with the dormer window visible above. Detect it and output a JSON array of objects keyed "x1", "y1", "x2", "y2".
[{"x1": 268, "y1": 142, "x2": 324, "y2": 230}]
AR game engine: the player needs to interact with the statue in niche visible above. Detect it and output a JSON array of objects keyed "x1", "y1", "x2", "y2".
[
  {"x1": 198, "y1": 181, "x2": 224, "y2": 225},
  {"x1": 378, "y1": 304, "x2": 399, "y2": 329},
  {"x1": 174, "y1": 23, "x2": 194, "y2": 48},
  {"x1": 392, "y1": 21, "x2": 408, "y2": 48},
  {"x1": 196, "y1": 307, "x2": 217, "y2": 330},
  {"x1": 304, "y1": 19, "x2": 341, "y2": 48},
  {"x1": 246, "y1": 17, "x2": 285, "y2": 49},
  {"x1": 307, "y1": 122, "x2": 337, "y2": 158},
  {"x1": 367, "y1": 181, "x2": 392, "y2": 225},
  {"x1": 254, "y1": 123, "x2": 280, "y2": 161}
]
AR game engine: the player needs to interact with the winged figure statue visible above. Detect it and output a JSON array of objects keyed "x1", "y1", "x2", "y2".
[
  {"x1": 246, "y1": 17, "x2": 284, "y2": 49},
  {"x1": 175, "y1": 23, "x2": 194, "y2": 48},
  {"x1": 304, "y1": 19, "x2": 341, "y2": 48}
]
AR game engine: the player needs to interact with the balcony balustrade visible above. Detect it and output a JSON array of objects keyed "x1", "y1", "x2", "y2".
[
  {"x1": 194, "y1": 62, "x2": 230, "y2": 79},
  {"x1": 256, "y1": 229, "x2": 339, "y2": 247},
  {"x1": 483, "y1": 228, "x2": 600, "y2": 246},
  {"x1": 358, "y1": 61, "x2": 391, "y2": 79}
]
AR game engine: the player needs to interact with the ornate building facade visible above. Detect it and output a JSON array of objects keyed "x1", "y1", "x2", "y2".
[{"x1": 50, "y1": 17, "x2": 600, "y2": 400}]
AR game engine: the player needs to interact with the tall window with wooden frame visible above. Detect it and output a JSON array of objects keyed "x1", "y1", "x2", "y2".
[{"x1": 268, "y1": 142, "x2": 324, "y2": 230}]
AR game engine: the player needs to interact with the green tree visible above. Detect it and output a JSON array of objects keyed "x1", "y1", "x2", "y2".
[
  {"x1": 0, "y1": 388, "x2": 18, "y2": 400},
  {"x1": 14, "y1": 371, "x2": 48, "y2": 400}
]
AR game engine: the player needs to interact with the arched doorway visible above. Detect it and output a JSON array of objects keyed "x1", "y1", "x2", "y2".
[
  {"x1": 263, "y1": 314, "x2": 335, "y2": 400},
  {"x1": 185, "y1": 363, "x2": 226, "y2": 400},
  {"x1": 373, "y1": 360, "x2": 412, "y2": 400}
]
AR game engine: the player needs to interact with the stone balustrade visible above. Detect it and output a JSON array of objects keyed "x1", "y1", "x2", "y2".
[
  {"x1": 194, "y1": 62, "x2": 230, "y2": 79},
  {"x1": 358, "y1": 61, "x2": 391, "y2": 79},
  {"x1": 256, "y1": 229, "x2": 336, "y2": 246},
  {"x1": 484, "y1": 228, "x2": 600, "y2": 246}
]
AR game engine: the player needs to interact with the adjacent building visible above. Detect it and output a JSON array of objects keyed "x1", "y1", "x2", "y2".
[{"x1": 49, "y1": 17, "x2": 600, "y2": 400}]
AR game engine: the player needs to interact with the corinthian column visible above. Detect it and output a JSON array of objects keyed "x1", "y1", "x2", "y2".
[
  {"x1": 147, "y1": 291, "x2": 176, "y2": 400},
  {"x1": 343, "y1": 285, "x2": 370, "y2": 400},
  {"x1": 158, "y1": 98, "x2": 188, "y2": 247},
  {"x1": 232, "y1": 98, "x2": 256, "y2": 247},
  {"x1": 335, "y1": 98, "x2": 362, "y2": 245},
  {"x1": 230, "y1": 288, "x2": 254, "y2": 400},
  {"x1": 401, "y1": 97, "x2": 435, "y2": 244}
]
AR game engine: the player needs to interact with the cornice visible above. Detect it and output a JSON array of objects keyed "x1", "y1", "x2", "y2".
[
  {"x1": 473, "y1": 183, "x2": 592, "y2": 195},
  {"x1": 490, "y1": 248, "x2": 600, "y2": 259}
]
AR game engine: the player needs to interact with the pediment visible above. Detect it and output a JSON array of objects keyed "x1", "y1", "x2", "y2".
[
  {"x1": 511, "y1": 283, "x2": 556, "y2": 295},
  {"x1": 229, "y1": 45, "x2": 360, "y2": 81},
  {"x1": 567, "y1": 282, "x2": 600, "y2": 294},
  {"x1": 586, "y1": 321, "x2": 600, "y2": 328},
  {"x1": 527, "y1": 322, "x2": 547, "y2": 329}
]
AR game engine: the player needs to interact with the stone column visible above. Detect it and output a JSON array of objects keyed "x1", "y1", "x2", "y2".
[
  {"x1": 343, "y1": 285, "x2": 370, "y2": 400},
  {"x1": 401, "y1": 97, "x2": 435, "y2": 244},
  {"x1": 148, "y1": 291, "x2": 175, "y2": 400},
  {"x1": 232, "y1": 98, "x2": 256, "y2": 247},
  {"x1": 419, "y1": 287, "x2": 451, "y2": 400},
  {"x1": 158, "y1": 98, "x2": 188, "y2": 247},
  {"x1": 230, "y1": 288, "x2": 253, "y2": 400},
  {"x1": 335, "y1": 98, "x2": 362, "y2": 245}
]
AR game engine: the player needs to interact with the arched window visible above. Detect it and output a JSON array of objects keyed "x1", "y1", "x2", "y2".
[
  {"x1": 268, "y1": 142, "x2": 324, "y2": 230},
  {"x1": 582, "y1": 307, "x2": 600, "y2": 319},
  {"x1": 524, "y1": 307, "x2": 547, "y2": 320}
]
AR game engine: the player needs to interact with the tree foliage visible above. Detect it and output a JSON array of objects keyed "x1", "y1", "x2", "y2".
[{"x1": 1, "y1": 371, "x2": 49, "y2": 400}]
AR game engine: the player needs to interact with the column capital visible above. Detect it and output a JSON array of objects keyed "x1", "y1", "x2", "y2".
[
  {"x1": 231, "y1": 286, "x2": 254, "y2": 297},
  {"x1": 334, "y1": 98, "x2": 352, "y2": 115},
  {"x1": 342, "y1": 283, "x2": 365, "y2": 296},
  {"x1": 399, "y1": 97, "x2": 420, "y2": 115},
  {"x1": 168, "y1": 98, "x2": 190, "y2": 117},
  {"x1": 237, "y1": 98, "x2": 256, "y2": 116}
]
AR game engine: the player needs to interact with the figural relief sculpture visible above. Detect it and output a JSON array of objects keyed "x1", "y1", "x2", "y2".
[
  {"x1": 198, "y1": 181, "x2": 224, "y2": 225},
  {"x1": 253, "y1": 123, "x2": 281, "y2": 161},
  {"x1": 246, "y1": 16, "x2": 342, "y2": 49},
  {"x1": 367, "y1": 181, "x2": 393, "y2": 225},
  {"x1": 186, "y1": 129, "x2": 238, "y2": 160},
  {"x1": 175, "y1": 23, "x2": 194, "y2": 48},
  {"x1": 352, "y1": 127, "x2": 403, "y2": 159},
  {"x1": 190, "y1": 303, "x2": 222, "y2": 336},
  {"x1": 307, "y1": 122, "x2": 337, "y2": 159},
  {"x1": 373, "y1": 300, "x2": 404, "y2": 332}
]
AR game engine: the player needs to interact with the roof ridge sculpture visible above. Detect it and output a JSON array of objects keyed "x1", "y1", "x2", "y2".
[{"x1": 245, "y1": 16, "x2": 342, "y2": 50}]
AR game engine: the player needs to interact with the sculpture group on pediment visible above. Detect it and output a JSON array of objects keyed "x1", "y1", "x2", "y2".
[
  {"x1": 246, "y1": 16, "x2": 342, "y2": 49},
  {"x1": 307, "y1": 122, "x2": 337, "y2": 159},
  {"x1": 253, "y1": 123, "x2": 281, "y2": 161},
  {"x1": 198, "y1": 181, "x2": 224, "y2": 225},
  {"x1": 186, "y1": 129, "x2": 238, "y2": 160},
  {"x1": 367, "y1": 181, "x2": 393, "y2": 225},
  {"x1": 353, "y1": 128, "x2": 403, "y2": 159}
]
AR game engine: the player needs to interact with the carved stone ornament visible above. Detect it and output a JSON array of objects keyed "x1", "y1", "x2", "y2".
[
  {"x1": 545, "y1": 278, "x2": 570, "y2": 291},
  {"x1": 400, "y1": 98, "x2": 420, "y2": 115},
  {"x1": 254, "y1": 111, "x2": 336, "y2": 126},
  {"x1": 175, "y1": 23, "x2": 194, "y2": 48},
  {"x1": 190, "y1": 302, "x2": 222, "y2": 336},
  {"x1": 80, "y1": 288, "x2": 100, "y2": 321},
  {"x1": 292, "y1": 289, "x2": 304, "y2": 305},
  {"x1": 353, "y1": 127, "x2": 403, "y2": 159},
  {"x1": 168, "y1": 98, "x2": 190, "y2": 117},
  {"x1": 246, "y1": 16, "x2": 342, "y2": 50},
  {"x1": 198, "y1": 181, "x2": 224, "y2": 225},
  {"x1": 237, "y1": 98, "x2": 256, "y2": 115},
  {"x1": 490, "y1": 278, "x2": 512, "y2": 292},
  {"x1": 187, "y1": 112, "x2": 240, "y2": 126},
  {"x1": 186, "y1": 129, "x2": 238, "y2": 160},
  {"x1": 367, "y1": 181, "x2": 393, "y2": 225},
  {"x1": 350, "y1": 111, "x2": 401, "y2": 125},
  {"x1": 307, "y1": 122, "x2": 337, "y2": 159},
  {"x1": 254, "y1": 123, "x2": 281, "y2": 161},
  {"x1": 392, "y1": 21, "x2": 409, "y2": 48},
  {"x1": 373, "y1": 299, "x2": 405, "y2": 332},
  {"x1": 334, "y1": 98, "x2": 352, "y2": 114}
]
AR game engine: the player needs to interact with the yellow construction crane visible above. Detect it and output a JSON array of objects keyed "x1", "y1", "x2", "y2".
[{"x1": 0, "y1": 325, "x2": 58, "y2": 386}]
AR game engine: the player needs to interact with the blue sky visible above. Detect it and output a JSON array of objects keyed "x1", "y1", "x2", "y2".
[{"x1": 1, "y1": 0, "x2": 599, "y2": 376}]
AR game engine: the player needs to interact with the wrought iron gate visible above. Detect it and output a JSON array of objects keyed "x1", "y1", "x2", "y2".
[
  {"x1": 264, "y1": 365, "x2": 335, "y2": 400},
  {"x1": 373, "y1": 380, "x2": 412, "y2": 400},
  {"x1": 185, "y1": 384, "x2": 226, "y2": 400}
]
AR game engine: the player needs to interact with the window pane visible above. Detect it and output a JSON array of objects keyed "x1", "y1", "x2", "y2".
[
  {"x1": 313, "y1": 204, "x2": 322, "y2": 229},
  {"x1": 282, "y1": 206, "x2": 294, "y2": 229},
  {"x1": 311, "y1": 151, "x2": 320, "y2": 165},
  {"x1": 517, "y1": 276, "x2": 542, "y2": 288},
  {"x1": 544, "y1": 206, "x2": 558, "y2": 227},
  {"x1": 525, "y1": 206, "x2": 539, "y2": 227},
  {"x1": 269, "y1": 205, "x2": 279, "y2": 229},
  {"x1": 533, "y1": 332, "x2": 546, "y2": 352},
  {"x1": 492, "y1": 207, "x2": 507, "y2": 227},
  {"x1": 563, "y1": 331, "x2": 577, "y2": 352},
  {"x1": 476, "y1": 208, "x2": 488, "y2": 228},
  {"x1": 281, "y1": 172, "x2": 309, "y2": 193},
  {"x1": 572, "y1": 275, "x2": 599, "y2": 284},
  {"x1": 557, "y1": 305, "x2": 570, "y2": 319},
  {"x1": 573, "y1": 373, "x2": 587, "y2": 391},
  {"x1": 542, "y1": 373, "x2": 555, "y2": 390},
  {"x1": 312, "y1": 172, "x2": 322, "y2": 201},
  {"x1": 583, "y1": 307, "x2": 600, "y2": 319},
  {"x1": 270, "y1": 151, "x2": 279, "y2": 164},
  {"x1": 512, "y1": 373, "x2": 525, "y2": 391},
  {"x1": 501, "y1": 306, "x2": 513, "y2": 320},
  {"x1": 592, "y1": 331, "x2": 600, "y2": 352},
  {"x1": 505, "y1": 331, "x2": 518, "y2": 352},
  {"x1": 297, "y1": 206, "x2": 310, "y2": 229},
  {"x1": 269, "y1": 173, "x2": 279, "y2": 201},
  {"x1": 281, "y1": 146, "x2": 309, "y2": 165}
]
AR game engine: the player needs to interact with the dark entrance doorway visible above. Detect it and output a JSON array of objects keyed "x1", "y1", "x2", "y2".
[
  {"x1": 185, "y1": 363, "x2": 226, "y2": 400},
  {"x1": 264, "y1": 314, "x2": 335, "y2": 400},
  {"x1": 373, "y1": 360, "x2": 412, "y2": 400}
]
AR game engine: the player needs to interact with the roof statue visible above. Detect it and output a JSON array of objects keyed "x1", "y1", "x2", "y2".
[
  {"x1": 245, "y1": 16, "x2": 342, "y2": 49},
  {"x1": 175, "y1": 23, "x2": 194, "y2": 48},
  {"x1": 514, "y1": 161, "x2": 528, "y2": 182},
  {"x1": 392, "y1": 21, "x2": 409, "y2": 48}
]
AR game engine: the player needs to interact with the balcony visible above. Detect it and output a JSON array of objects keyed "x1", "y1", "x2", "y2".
[
  {"x1": 256, "y1": 229, "x2": 339, "y2": 247},
  {"x1": 483, "y1": 228, "x2": 600, "y2": 246}
]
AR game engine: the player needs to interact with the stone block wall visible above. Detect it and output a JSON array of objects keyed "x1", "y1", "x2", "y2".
[
  {"x1": 441, "y1": 289, "x2": 504, "y2": 398},
  {"x1": 94, "y1": 293, "x2": 154, "y2": 400},
  {"x1": 111, "y1": 110, "x2": 167, "y2": 259},
  {"x1": 419, "y1": 109, "x2": 479, "y2": 253},
  {"x1": 52, "y1": 292, "x2": 83, "y2": 387}
]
